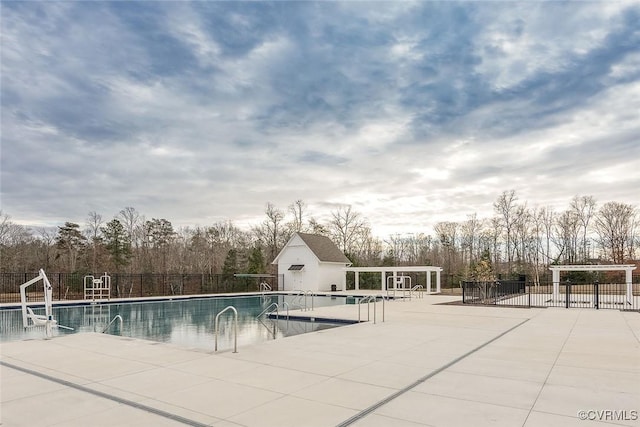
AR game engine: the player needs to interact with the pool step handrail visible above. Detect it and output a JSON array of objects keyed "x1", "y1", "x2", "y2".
[
  {"x1": 102, "y1": 314, "x2": 123, "y2": 334},
  {"x1": 260, "y1": 282, "x2": 272, "y2": 293},
  {"x1": 358, "y1": 295, "x2": 374, "y2": 322},
  {"x1": 290, "y1": 290, "x2": 314, "y2": 311},
  {"x1": 411, "y1": 285, "x2": 424, "y2": 299},
  {"x1": 257, "y1": 301, "x2": 289, "y2": 321},
  {"x1": 304, "y1": 291, "x2": 314, "y2": 311},
  {"x1": 214, "y1": 306, "x2": 238, "y2": 353},
  {"x1": 257, "y1": 302, "x2": 279, "y2": 319},
  {"x1": 291, "y1": 290, "x2": 307, "y2": 310},
  {"x1": 257, "y1": 316, "x2": 277, "y2": 339},
  {"x1": 357, "y1": 295, "x2": 385, "y2": 324},
  {"x1": 256, "y1": 302, "x2": 289, "y2": 339}
]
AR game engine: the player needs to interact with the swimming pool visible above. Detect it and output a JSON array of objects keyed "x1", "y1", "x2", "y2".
[{"x1": 0, "y1": 294, "x2": 352, "y2": 351}]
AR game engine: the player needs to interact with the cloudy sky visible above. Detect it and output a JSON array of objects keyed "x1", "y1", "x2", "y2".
[{"x1": 2, "y1": 1, "x2": 639, "y2": 237}]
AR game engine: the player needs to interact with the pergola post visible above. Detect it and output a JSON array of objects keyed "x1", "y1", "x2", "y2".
[
  {"x1": 380, "y1": 271, "x2": 385, "y2": 292},
  {"x1": 552, "y1": 269, "x2": 560, "y2": 302},
  {"x1": 436, "y1": 270, "x2": 441, "y2": 293},
  {"x1": 355, "y1": 271, "x2": 360, "y2": 291},
  {"x1": 426, "y1": 272, "x2": 432, "y2": 293},
  {"x1": 626, "y1": 267, "x2": 633, "y2": 305}
]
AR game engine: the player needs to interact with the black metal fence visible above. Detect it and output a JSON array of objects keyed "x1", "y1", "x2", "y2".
[
  {"x1": 0, "y1": 272, "x2": 283, "y2": 304},
  {"x1": 462, "y1": 279, "x2": 640, "y2": 311}
]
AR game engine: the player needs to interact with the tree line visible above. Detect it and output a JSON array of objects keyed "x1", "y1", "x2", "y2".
[{"x1": 1, "y1": 191, "x2": 637, "y2": 285}]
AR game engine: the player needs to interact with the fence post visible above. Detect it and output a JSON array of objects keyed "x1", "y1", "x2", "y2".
[
  {"x1": 565, "y1": 280, "x2": 570, "y2": 309},
  {"x1": 462, "y1": 281, "x2": 465, "y2": 303},
  {"x1": 594, "y1": 280, "x2": 599, "y2": 309}
]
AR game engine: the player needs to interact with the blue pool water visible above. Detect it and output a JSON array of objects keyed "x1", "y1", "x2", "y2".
[{"x1": 0, "y1": 294, "x2": 352, "y2": 351}]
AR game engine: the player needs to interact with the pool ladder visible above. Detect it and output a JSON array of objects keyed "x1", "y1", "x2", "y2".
[
  {"x1": 256, "y1": 302, "x2": 289, "y2": 339},
  {"x1": 102, "y1": 314, "x2": 123, "y2": 334},
  {"x1": 410, "y1": 285, "x2": 424, "y2": 299},
  {"x1": 291, "y1": 290, "x2": 314, "y2": 311},
  {"x1": 358, "y1": 295, "x2": 385, "y2": 324},
  {"x1": 214, "y1": 306, "x2": 238, "y2": 353},
  {"x1": 260, "y1": 282, "x2": 272, "y2": 292}
]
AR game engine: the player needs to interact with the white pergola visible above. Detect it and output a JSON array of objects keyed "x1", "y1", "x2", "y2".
[
  {"x1": 549, "y1": 264, "x2": 637, "y2": 303},
  {"x1": 344, "y1": 266, "x2": 443, "y2": 293}
]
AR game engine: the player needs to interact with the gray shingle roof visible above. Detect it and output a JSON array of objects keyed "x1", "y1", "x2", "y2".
[{"x1": 296, "y1": 233, "x2": 351, "y2": 264}]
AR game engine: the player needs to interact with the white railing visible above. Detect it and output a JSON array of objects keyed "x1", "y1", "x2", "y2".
[{"x1": 214, "y1": 306, "x2": 238, "y2": 353}]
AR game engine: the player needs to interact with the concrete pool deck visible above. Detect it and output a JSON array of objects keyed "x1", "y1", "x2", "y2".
[{"x1": 1, "y1": 295, "x2": 639, "y2": 427}]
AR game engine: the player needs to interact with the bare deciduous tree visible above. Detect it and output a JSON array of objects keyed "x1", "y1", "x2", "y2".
[
  {"x1": 493, "y1": 190, "x2": 520, "y2": 273},
  {"x1": 570, "y1": 195, "x2": 597, "y2": 261},
  {"x1": 253, "y1": 203, "x2": 286, "y2": 262},
  {"x1": 460, "y1": 213, "x2": 482, "y2": 267},
  {"x1": 554, "y1": 210, "x2": 580, "y2": 263},
  {"x1": 594, "y1": 202, "x2": 636, "y2": 263},
  {"x1": 288, "y1": 200, "x2": 307, "y2": 233},
  {"x1": 434, "y1": 221, "x2": 458, "y2": 284},
  {"x1": 328, "y1": 205, "x2": 368, "y2": 254},
  {"x1": 85, "y1": 211, "x2": 104, "y2": 272}
]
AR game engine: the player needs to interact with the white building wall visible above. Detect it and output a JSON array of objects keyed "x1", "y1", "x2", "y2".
[
  {"x1": 276, "y1": 235, "x2": 348, "y2": 292},
  {"x1": 315, "y1": 264, "x2": 347, "y2": 291},
  {"x1": 277, "y1": 236, "x2": 319, "y2": 291}
]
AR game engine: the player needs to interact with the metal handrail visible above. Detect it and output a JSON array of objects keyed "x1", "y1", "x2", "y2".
[
  {"x1": 282, "y1": 301, "x2": 291, "y2": 332},
  {"x1": 214, "y1": 306, "x2": 238, "y2": 353},
  {"x1": 291, "y1": 290, "x2": 309, "y2": 311},
  {"x1": 261, "y1": 302, "x2": 289, "y2": 320},
  {"x1": 304, "y1": 291, "x2": 314, "y2": 311},
  {"x1": 291, "y1": 290, "x2": 304, "y2": 309},
  {"x1": 358, "y1": 295, "x2": 372, "y2": 322},
  {"x1": 411, "y1": 285, "x2": 424, "y2": 299},
  {"x1": 257, "y1": 302, "x2": 279, "y2": 319},
  {"x1": 357, "y1": 295, "x2": 385, "y2": 324},
  {"x1": 258, "y1": 316, "x2": 277, "y2": 339},
  {"x1": 361, "y1": 296, "x2": 375, "y2": 322},
  {"x1": 257, "y1": 302, "x2": 289, "y2": 339},
  {"x1": 102, "y1": 315, "x2": 123, "y2": 334},
  {"x1": 260, "y1": 282, "x2": 272, "y2": 292}
]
